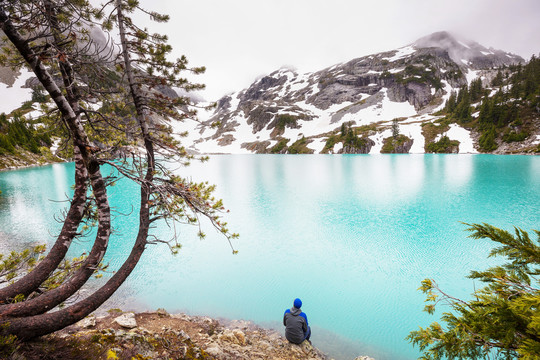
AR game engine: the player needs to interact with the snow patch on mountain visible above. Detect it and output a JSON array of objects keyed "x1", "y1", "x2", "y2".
[
  {"x1": 382, "y1": 46, "x2": 416, "y2": 62},
  {"x1": 402, "y1": 123, "x2": 426, "y2": 153},
  {"x1": 0, "y1": 69, "x2": 33, "y2": 114},
  {"x1": 446, "y1": 124, "x2": 478, "y2": 153},
  {"x1": 369, "y1": 129, "x2": 392, "y2": 154},
  {"x1": 466, "y1": 69, "x2": 480, "y2": 84}
]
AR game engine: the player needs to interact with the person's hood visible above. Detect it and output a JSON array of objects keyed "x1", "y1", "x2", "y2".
[{"x1": 290, "y1": 306, "x2": 302, "y2": 315}]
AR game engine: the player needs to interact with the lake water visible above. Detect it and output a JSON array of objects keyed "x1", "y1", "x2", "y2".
[{"x1": 0, "y1": 155, "x2": 539, "y2": 359}]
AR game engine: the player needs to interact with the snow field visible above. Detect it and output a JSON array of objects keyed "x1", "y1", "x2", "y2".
[
  {"x1": 0, "y1": 69, "x2": 33, "y2": 115},
  {"x1": 446, "y1": 124, "x2": 477, "y2": 153},
  {"x1": 382, "y1": 46, "x2": 416, "y2": 62}
]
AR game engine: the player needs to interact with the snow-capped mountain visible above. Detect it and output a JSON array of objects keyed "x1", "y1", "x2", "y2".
[{"x1": 184, "y1": 31, "x2": 526, "y2": 154}]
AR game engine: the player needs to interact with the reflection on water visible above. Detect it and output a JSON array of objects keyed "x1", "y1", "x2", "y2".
[{"x1": 0, "y1": 155, "x2": 539, "y2": 360}]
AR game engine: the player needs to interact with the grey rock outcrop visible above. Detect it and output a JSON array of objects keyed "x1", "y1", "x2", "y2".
[{"x1": 338, "y1": 138, "x2": 376, "y2": 154}]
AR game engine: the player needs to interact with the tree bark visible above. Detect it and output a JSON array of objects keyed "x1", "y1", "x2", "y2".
[
  {"x1": 0, "y1": 161, "x2": 110, "y2": 317},
  {"x1": 3, "y1": 193, "x2": 149, "y2": 339},
  {"x1": 0, "y1": 148, "x2": 88, "y2": 303}
]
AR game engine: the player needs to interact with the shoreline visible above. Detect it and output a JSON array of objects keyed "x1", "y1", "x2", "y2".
[
  {"x1": 13, "y1": 309, "x2": 375, "y2": 360},
  {"x1": 0, "y1": 150, "x2": 64, "y2": 172},
  {"x1": 1, "y1": 151, "x2": 538, "y2": 173}
]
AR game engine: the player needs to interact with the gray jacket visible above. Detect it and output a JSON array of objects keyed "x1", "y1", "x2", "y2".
[{"x1": 283, "y1": 306, "x2": 308, "y2": 344}]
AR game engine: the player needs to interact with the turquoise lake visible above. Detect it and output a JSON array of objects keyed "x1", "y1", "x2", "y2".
[{"x1": 0, "y1": 154, "x2": 539, "y2": 359}]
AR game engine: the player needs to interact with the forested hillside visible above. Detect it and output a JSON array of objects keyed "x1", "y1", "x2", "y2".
[{"x1": 441, "y1": 55, "x2": 540, "y2": 153}]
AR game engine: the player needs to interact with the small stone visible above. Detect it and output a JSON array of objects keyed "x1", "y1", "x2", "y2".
[
  {"x1": 301, "y1": 341, "x2": 313, "y2": 354},
  {"x1": 219, "y1": 329, "x2": 239, "y2": 345},
  {"x1": 178, "y1": 330, "x2": 190, "y2": 341},
  {"x1": 354, "y1": 357, "x2": 376, "y2": 360},
  {"x1": 232, "y1": 329, "x2": 246, "y2": 346},
  {"x1": 138, "y1": 327, "x2": 151, "y2": 335},
  {"x1": 77, "y1": 315, "x2": 96, "y2": 328},
  {"x1": 114, "y1": 312, "x2": 137, "y2": 329},
  {"x1": 205, "y1": 345, "x2": 222, "y2": 357},
  {"x1": 156, "y1": 308, "x2": 169, "y2": 317}
]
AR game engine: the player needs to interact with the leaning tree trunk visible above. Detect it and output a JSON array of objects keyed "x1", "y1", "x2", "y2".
[
  {"x1": 0, "y1": 145, "x2": 88, "y2": 304},
  {"x1": 2, "y1": 185, "x2": 150, "y2": 338},
  {"x1": 0, "y1": 162, "x2": 110, "y2": 317},
  {"x1": 0, "y1": 80, "x2": 112, "y2": 318}
]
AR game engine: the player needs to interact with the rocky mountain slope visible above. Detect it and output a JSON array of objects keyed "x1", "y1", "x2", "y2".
[{"x1": 183, "y1": 31, "x2": 538, "y2": 154}]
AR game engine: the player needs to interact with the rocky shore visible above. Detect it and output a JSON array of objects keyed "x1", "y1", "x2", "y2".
[{"x1": 10, "y1": 310, "x2": 375, "y2": 360}]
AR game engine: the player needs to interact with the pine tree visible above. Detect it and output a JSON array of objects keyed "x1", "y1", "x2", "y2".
[
  {"x1": 408, "y1": 223, "x2": 540, "y2": 359},
  {"x1": 392, "y1": 119, "x2": 400, "y2": 139},
  {"x1": 444, "y1": 90, "x2": 457, "y2": 113},
  {"x1": 454, "y1": 86, "x2": 472, "y2": 123},
  {"x1": 491, "y1": 70, "x2": 504, "y2": 87},
  {"x1": 469, "y1": 77, "x2": 483, "y2": 103}
]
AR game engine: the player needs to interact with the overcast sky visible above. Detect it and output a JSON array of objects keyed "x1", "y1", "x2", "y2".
[{"x1": 134, "y1": 0, "x2": 540, "y2": 100}]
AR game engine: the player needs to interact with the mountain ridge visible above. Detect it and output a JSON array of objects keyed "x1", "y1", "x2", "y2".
[{"x1": 182, "y1": 31, "x2": 538, "y2": 155}]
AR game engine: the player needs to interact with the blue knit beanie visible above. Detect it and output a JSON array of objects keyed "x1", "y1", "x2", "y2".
[{"x1": 293, "y1": 298, "x2": 302, "y2": 308}]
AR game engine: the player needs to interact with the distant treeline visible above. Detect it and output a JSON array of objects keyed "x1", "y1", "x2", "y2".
[{"x1": 0, "y1": 113, "x2": 52, "y2": 155}]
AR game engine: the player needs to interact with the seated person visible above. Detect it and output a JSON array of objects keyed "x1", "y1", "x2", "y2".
[{"x1": 283, "y1": 298, "x2": 311, "y2": 344}]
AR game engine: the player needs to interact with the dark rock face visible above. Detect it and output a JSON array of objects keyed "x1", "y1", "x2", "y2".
[
  {"x1": 245, "y1": 105, "x2": 279, "y2": 132},
  {"x1": 387, "y1": 82, "x2": 433, "y2": 110},
  {"x1": 381, "y1": 136, "x2": 414, "y2": 154},
  {"x1": 241, "y1": 74, "x2": 288, "y2": 101},
  {"x1": 241, "y1": 140, "x2": 271, "y2": 153},
  {"x1": 216, "y1": 95, "x2": 232, "y2": 111},
  {"x1": 395, "y1": 138, "x2": 414, "y2": 153},
  {"x1": 338, "y1": 138, "x2": 376, "y2": 154}
]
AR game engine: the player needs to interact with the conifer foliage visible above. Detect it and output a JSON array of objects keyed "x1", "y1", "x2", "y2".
[{"x1": 408, "y1": 223, "x2": 540, "y2": 359}]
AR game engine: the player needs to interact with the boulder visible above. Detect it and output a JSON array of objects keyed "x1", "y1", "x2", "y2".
[{"x1": 219, "y1": 329, "x2": 242, "y2": 345}]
